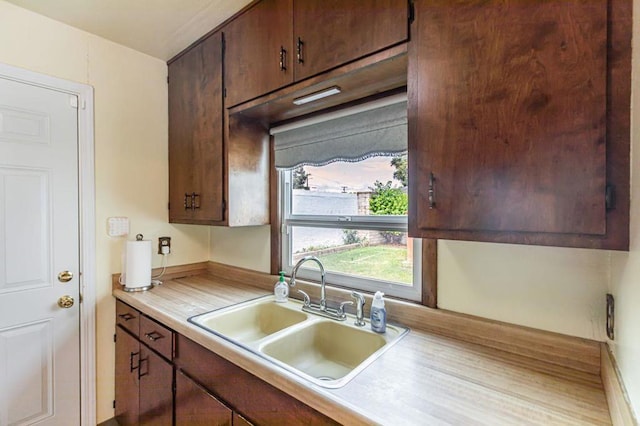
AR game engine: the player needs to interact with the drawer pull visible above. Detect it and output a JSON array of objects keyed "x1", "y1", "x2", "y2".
[
  {"x1": 118, "y1": 313, "x2": 135, "y2": 321},
  {"x1": 145, "y1": 331, "x2": 164, "y2": 342}
]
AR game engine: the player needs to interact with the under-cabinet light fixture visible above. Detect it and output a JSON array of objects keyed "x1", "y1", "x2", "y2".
[{"x1": 293, "y1": 86, "x2": 341, "y2": 105}]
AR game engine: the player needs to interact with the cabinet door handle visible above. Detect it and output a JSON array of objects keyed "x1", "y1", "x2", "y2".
[
  {"x1": 428, "y1": 172, "x2": 436, "y2": 209},
  {"x1": 192, "y1": 193, "x2": 200, "y2": 210},
  {"x1": 184, "y1": 193, "x2": 191, "y2": 210},
  {"x1": 129, "y1": 351, "x2": 140, "y2": 372},
  {"x1": 138, "y1": 356, "x2": 149, "y2": 379},
  {"x1": 279, "y1": 46, "x2": 287, "y2": 71},
  {"x1": 144, "y1": 331, "x2": 164, "y2": 342},
  {"x1": 296, "y1": 37, "x2": 304, "y2": 64}
]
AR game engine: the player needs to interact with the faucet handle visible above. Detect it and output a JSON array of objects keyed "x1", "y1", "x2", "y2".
[
  {"x1": 297, "y1": 289, "x2": 311, "y2": 307},
  {"x1": 337, "y1": 300, "x2": 353, "y2": 317}
]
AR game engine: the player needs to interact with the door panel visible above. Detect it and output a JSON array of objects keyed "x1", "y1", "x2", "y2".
[
  {"x1": 0, "y1": 168, "x2": 50, "y2": 292},
  {"x1": 0, "y1": 77, "x2": 80, "y2": 425},
  {"x1": 0, "y1": 319, "x2": 53, "y2": 424}
]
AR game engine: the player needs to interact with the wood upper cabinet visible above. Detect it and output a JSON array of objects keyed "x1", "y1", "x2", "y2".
[
  {"x1": 168, "y1": 31, "x2": 225, "y2": 224},
  {"x1": 408, "y1": 0, "x2": 631, "y2": 249},
  {"x1": 224, "y1": 0, "x2": 294, "y2": 107},
  {"x1": 223, "y1": 0, "x2": 408, "y2": 107},
  {"x1": 293, "y1": 0, "x2": 408, "y2": 81}
]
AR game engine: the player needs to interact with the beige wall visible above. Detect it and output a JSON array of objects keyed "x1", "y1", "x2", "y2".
[
  {"x1": 0, "y1": 1, "x2": 210, "y2": 422},
  {"x1": 607, "y1": 0, "x2": 640, "y2": 417},
  {"x1": 209, "y1": 226, "x2": 271, "y2": 273},
  {"x1": 438, "y1": 240, "x2": 608, "y2": 340}
]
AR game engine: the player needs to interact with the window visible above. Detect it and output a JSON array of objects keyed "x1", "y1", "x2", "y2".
[{"x1": 273, "y1": 94, "x2": 422, "y2": 301}]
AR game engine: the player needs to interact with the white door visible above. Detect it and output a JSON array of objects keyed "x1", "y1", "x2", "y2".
[{"x1": 0, "y1": 77, "x2": 80, "y2": 425}]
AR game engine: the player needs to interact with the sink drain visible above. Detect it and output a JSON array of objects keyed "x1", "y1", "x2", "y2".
[{"x1": 317, "y1": 376, "x2": 335, "y2": 381}]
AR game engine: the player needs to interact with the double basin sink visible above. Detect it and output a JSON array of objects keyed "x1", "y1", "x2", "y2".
[{"x1": 188, "y1": 295, "x2": 409, "y2": 388}]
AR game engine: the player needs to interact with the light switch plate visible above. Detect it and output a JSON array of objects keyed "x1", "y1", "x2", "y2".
[{"x1": 107, "y1": 217, "x2": 129, "y2": 237}]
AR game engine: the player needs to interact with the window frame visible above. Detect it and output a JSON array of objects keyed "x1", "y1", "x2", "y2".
[{"x1": 277, "y1": 168, "x2": 423, "y2": 301}]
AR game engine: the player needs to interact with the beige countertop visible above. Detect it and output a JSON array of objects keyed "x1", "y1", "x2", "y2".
[{"x1": 113, "y1": 267, "x2": 611, "y2": 425}]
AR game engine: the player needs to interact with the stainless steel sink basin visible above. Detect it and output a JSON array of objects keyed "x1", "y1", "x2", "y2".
[{"x1": 188, "y1": 295, "x2": 409, "y2": 388}]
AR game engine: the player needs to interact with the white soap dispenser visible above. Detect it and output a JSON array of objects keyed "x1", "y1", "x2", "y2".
[
  {"x1": 274, "y1": 271, "x2": 289, "y2": 303},
  {"x1": 370, "y1": 291, "x2": 387, "y2": 333}
]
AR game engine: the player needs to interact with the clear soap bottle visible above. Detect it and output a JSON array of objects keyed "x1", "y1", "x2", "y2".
[
  {"x1": 274, "y1": 271, "x2": 289, "y2": 303},
  {"x1": 370, "y1": 291, "x2": 387, "y2": 333}
]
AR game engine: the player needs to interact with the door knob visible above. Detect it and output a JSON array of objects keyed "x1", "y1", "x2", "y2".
[
  {"x1": 58, "y1": 271, "x2": 73, "y2": 283},
  {"x1": 57, "y1": 295, "x2": 74, "y2": 308}
]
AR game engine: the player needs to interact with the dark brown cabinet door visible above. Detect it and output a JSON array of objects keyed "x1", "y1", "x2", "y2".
[
  {"x1": 175, "y1": 370, "x2": 232, "y2": 426},
  {"x1": 175, "y1": 334, "x2": 339, "y2": 425},
  {"x1": 168, "y1": 32, "x2": 224, "y2": 224},
  {"x1": 139, "y1": 345, "x2": 173, "y2": 426},
  {"x1": 293, "y1": 0, "x2": 408, "y2": 80},
  {"x1": 224, "y1": 0, "x2": 294, "y2": 107},
  {"x1": 114, "y1": 327, "x2": 139, "y2": 426},
  {"x1": 409, "y1": 0, "x2": 610, "y2": 244}
]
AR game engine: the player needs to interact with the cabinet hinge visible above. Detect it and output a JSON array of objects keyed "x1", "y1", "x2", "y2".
[
  {"x1": 168, "y1": 202, "x2": 170, "y2": 211},
  {"x1": 222, "y1": 200, "x2": 227, "y2": 215},
  {"x1": 605, "y1": 184, "x2": 616, "y2": 210},
  {"x1": 113, "y1": 400, "x2": 116, "y2": 409},
  {"x1": 224, "y1": 87, "x2": 227, "y2": 98},
  {"x1": 408, "y1": 0, "x2": 415, "y2": 24},
  {"x1": 113, "y1": 333, "x2": 116, "y2": 343},
  {"x1": 167, "y1": 75, "x2": 169, "y2": 84}
]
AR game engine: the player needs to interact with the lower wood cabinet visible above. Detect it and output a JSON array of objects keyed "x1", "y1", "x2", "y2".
[
  {"x1": 139, "y1": 345, "x2": 173, "y2": 425},
  {"x1": 174, "y1": 334, "x2": 338, "y2": 425},
  {"x1": 115, "y1": 300, "x2": 173, "y2": 426},
  {"x1": 115, "y1": 300, "x2": 336, "y2": 425},
  {"x1": 175, "y1": 370, "x2": 233, "y2": 425},
  {"x1": 115, "y1": 326, "x2": 173, "y2": 426},
  {"x1": 114, "y1": 327, "x2": 140, "y2": 425}
]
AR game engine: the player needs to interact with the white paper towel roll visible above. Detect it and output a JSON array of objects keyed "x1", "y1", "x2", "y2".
[{"x1": 124, "y1": 239, "x2": 152, "y2": 289}]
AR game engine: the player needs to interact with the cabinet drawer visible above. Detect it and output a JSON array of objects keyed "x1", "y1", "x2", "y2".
[
  {"x1": 116, "y1": 300, "x2": 140, "y2": 336},
  {"x1": 140, "y1": 315, "x2": 173, "y2": 360}
]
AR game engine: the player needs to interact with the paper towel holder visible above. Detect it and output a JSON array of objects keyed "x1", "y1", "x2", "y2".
[{"x1": 122, "y1": 234, "x2": 154, "y2": 293}]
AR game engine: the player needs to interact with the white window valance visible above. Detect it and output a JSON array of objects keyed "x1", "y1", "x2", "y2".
[{"x1": 271, "y1": 93, "x2": 407, "y2": 170}]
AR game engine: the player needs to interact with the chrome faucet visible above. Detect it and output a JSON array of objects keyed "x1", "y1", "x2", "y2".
[
  {"x1": 290, "y1": 255, "x2": 327, "y2": 310},
  {"x1": 291, "y1": 256, "x2": 354, "y2": 321}
]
